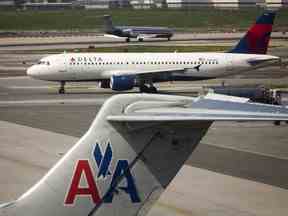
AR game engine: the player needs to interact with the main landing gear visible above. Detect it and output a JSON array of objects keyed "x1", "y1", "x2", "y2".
[
  {"x1": 58, "y1": 81, "x2": 66, "y2": 94},
  {"x1": 126, "y1": 38, "x2": 130, "y2": 42},
  {"x1": 139, "y1": 84, "x2": 157, "y2": 93}
]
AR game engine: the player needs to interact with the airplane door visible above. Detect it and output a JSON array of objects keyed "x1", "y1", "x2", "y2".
[
  {"x1": 61, "y1": 55, "x2": 76, "y2": 80},
  {"x1": 226, "y1": 58, "x2": 234, "y2": 72}
]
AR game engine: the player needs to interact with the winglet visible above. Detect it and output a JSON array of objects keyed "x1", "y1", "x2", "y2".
[{"x1": 229, "y1": 11, "x2": 276, "y2": 54}]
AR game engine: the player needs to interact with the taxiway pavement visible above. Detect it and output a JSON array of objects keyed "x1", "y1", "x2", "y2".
[{"x1": 0, "y1": 32, "x2": 287, "y2": 48}]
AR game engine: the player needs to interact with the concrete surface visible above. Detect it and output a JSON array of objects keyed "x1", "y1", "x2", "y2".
[
  {"x1": 0, "y1": 32, "x2": 287, "y2": 47},
  {"x1": 155, "y1": 166, "x2": 288, "y2": 216},
  {"x1": 0, "y1": 120, "x2": 75, "y2": 202},
  {"x1": 1, "y1": 120, "x2": 288, "y2": 216}
]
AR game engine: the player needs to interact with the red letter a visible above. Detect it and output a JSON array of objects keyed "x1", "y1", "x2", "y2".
[{"x1": 65, "y1": 160, "x2": 101, "y2": 205}]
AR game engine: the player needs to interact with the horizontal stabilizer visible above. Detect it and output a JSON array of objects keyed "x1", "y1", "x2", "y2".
[
  {"x1": 247, "y1": 57, "x2": 279, "y2": 66},
  {"x1": 108, "y1": 94, "x2": 288, "y2": 122},
  {"x1": 204, "y1": 93, "x2": 250, "y2": 103}
]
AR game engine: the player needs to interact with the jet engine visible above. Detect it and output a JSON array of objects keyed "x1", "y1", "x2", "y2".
[
  {"x1": 122, "y1": 29, "x2": 136, "y2": 37},
  {"x1": 110, "y1": 75, "x2": 136, "y2": 91}
]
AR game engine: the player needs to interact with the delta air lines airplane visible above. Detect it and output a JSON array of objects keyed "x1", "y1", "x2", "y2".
[{"x1": 26, "y1": 11, "x2": 278, "y2": 94}]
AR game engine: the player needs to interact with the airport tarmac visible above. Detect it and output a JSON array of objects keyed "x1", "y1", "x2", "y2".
[{"x1": 0, "y1": 32, "x2": 287, "y2": 47}]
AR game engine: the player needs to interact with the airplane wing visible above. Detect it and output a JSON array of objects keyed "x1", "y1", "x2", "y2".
[
  {"x1": 103, "y1": 34, "x2": 123, "y2": 39},
  {"x1": 107, "y1": 94, "x2": 288, "y2": 122},
  {"x1": 137, "y1": 34, "x2": 159, "y2": 39},
  {"x1": 103, "y1": 67, "x2": 186, "y2": 77}
]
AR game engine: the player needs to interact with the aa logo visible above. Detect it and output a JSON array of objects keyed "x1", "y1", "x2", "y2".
[{"x1": 64, "y1": 142, "x2": 141, "y2": 205}]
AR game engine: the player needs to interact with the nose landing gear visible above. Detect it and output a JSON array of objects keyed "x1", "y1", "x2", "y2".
[
  {"x1": 139, "y1": 84, "x2": 158, "y2": 93},
  {"x1": 58, "y1": 81, "x2": 66, "y2": 94}
]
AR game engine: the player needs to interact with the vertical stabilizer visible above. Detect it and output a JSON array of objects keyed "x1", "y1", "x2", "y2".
[
  {"x1": 0, "y1": 94, "x2": 211, "y2": 216},
  {"x1": 103, "y1": 15, "x2": 114, "y2": 33},
  {"x1": 229, "y1": 11, "x2": 276, "y2": 54}
]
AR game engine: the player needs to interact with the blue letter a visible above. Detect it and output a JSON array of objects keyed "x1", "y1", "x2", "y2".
[{"x1": 104, "y1": 160, "x2": 141, "y2": 203}]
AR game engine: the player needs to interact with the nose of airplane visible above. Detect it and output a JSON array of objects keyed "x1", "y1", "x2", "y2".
[
  {"x1": 26, "y1": 67, "x2": 32, "y2": 76},
  {"x1": 26, "y1": 66, "x2": 37, "y2": 78}
]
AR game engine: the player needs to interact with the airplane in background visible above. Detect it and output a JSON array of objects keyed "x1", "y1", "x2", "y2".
[
  {"x1": 1, "y1": 93, "x2": 288, "y2": 216},
  {"x1": 103, "y1": 15, "x2": 174, "y2": 42},
  {"x1": 26, "y1": 11, "x2": 279, "y2": 94}
]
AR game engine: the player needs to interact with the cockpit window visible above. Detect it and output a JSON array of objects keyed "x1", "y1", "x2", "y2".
[{"x1": 37, "y1": 61, "x2": 50, "y2": 65}]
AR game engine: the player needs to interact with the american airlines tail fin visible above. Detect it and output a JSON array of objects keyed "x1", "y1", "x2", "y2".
[
  {"x1": 1, "y1": 94, "x2": 288, "y2": 216},
  {"x1": 229, "y1": 11, "x2": 276, "y2": 54},
  {"x1": 103, "y1": 14, "x2": 114, "y2": 33}
]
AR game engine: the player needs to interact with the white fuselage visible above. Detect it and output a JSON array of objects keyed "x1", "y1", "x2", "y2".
[{"x1": 27, "y1": 52, "x2": 278, "y2": 83}]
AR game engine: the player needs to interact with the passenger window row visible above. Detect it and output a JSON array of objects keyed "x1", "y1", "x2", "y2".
[
  {"x1": 69, "y1": 61, "x2": 219, "y2": 65},
  {"x1": 37, "y1": 61, "x2": 50, "y2": 65}
]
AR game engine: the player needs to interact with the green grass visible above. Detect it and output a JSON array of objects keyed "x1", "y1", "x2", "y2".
[
  {"x1": 19, "y1": 45, "x2": 231, "y2": 54},
  {"x1": 0, "y1": 8, "x2": 287, "y2": 31}
]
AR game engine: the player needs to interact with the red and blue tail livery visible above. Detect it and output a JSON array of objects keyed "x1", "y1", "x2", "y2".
[{"x1": 230, "y1": 11, "x2": 276, "y2": 54}]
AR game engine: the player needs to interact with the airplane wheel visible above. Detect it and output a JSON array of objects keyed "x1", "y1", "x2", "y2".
[
  {"x1": 58, "y1": 88, "x2": 65, "y2": 94},
  {"x1": 274, "y1": 120, "x2": 281, "y2": 126},
  {"x1": 59, "y1": 81, "x2": 66, "y2": 94},
  {"x1": 140, "y1": 86, "x2": 158, "y2": 93},
  {"x1": 168, "y1": 37, "x2": 171, "y2": 41},
  {"x1": 149, "y1": 86, "x2": 158, "y2": 93},
  {"x1": 126, "y1": 38, "x2": 130, "y2": 42},
  {"x1": 139, "y1": 85, "x2": 150, "y2": 93},
  {"x1": 138, "y1": 38, "x2": 144, "y2": 42}
]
